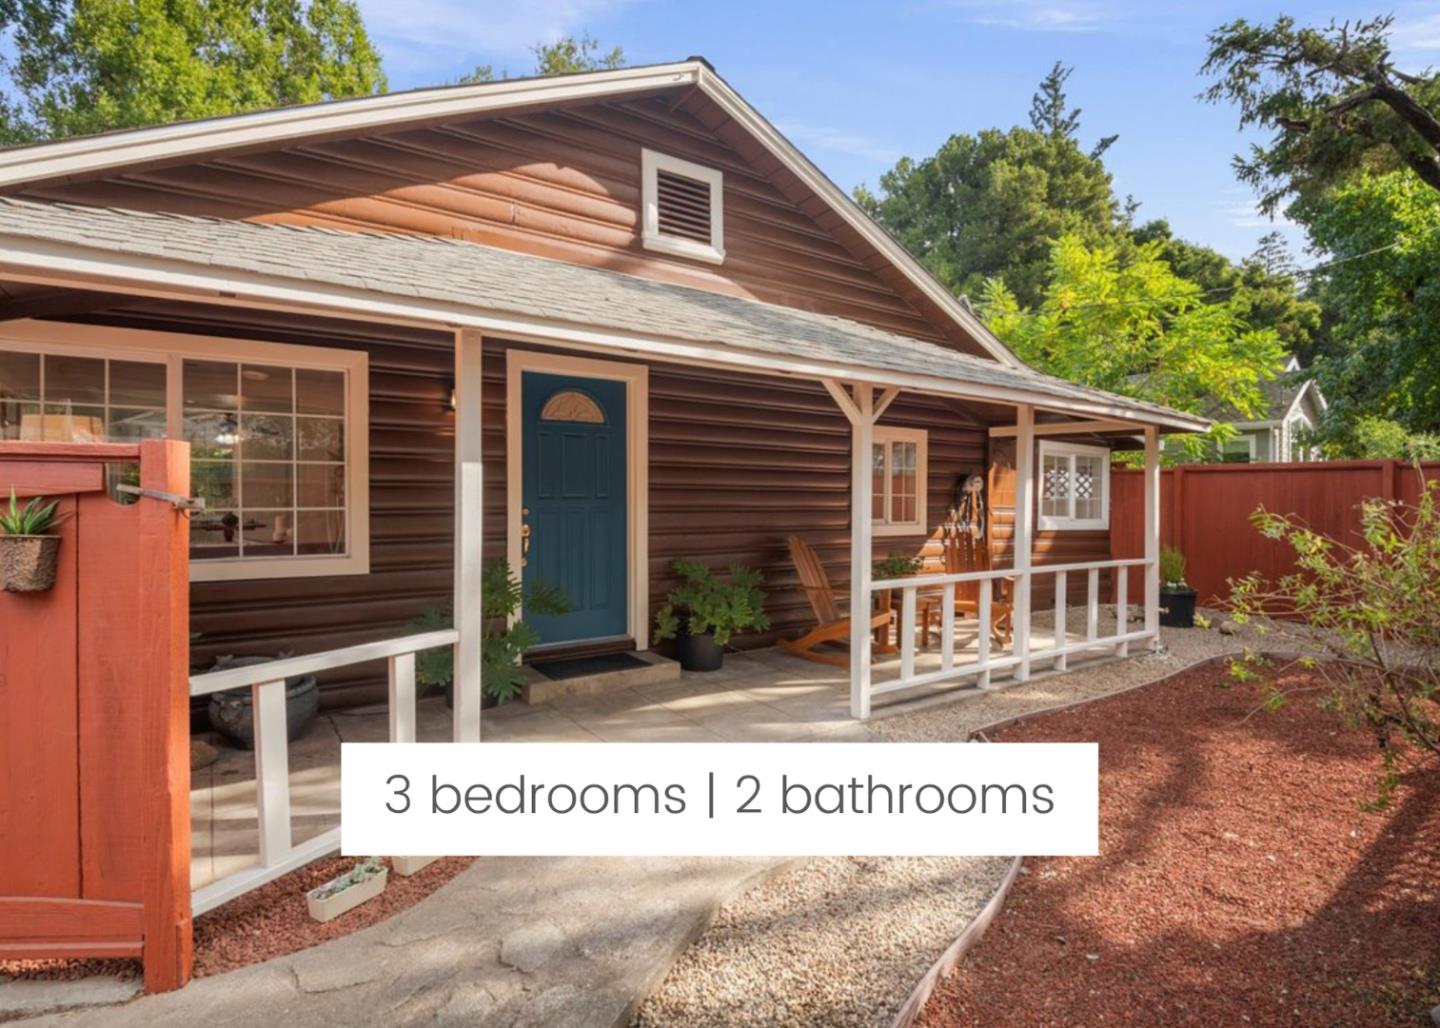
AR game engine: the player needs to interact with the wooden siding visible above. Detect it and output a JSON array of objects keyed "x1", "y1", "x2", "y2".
[
  {"x1": 14, "y1": 91, "x2": 986, "y2": 353},
  {"x1": 72, "y1": 305, "x2": 458, "y2": 707},
  {"x1": 33, "y1": 306, "x2": 989, "y2": 707}
]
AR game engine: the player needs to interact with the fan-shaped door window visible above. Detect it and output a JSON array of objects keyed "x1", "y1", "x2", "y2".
[{"x1": 540, "y1": 389, "x2": 606, "y2": 424}]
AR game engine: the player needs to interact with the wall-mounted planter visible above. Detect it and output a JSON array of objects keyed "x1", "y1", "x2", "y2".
[
  {"x1": 0, "y1": 534, "x2": 61, "y2": 593},
  {"x1": 306, "y1": 862, "x2": 388, "y2": 923}
]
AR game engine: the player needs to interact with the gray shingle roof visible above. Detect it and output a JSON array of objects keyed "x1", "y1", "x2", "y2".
[{"x1": 0, "y1": 198, "x2": 1205, "y2": 429}]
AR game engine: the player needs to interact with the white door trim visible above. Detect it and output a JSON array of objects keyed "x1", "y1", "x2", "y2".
[{"x1": 505, "y1": 348, "x2": 650, "y2": 650}]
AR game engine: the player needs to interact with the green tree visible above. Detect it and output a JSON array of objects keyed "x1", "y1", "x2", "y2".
[
  {"x1": 981, "y1": 234, "x2": 1286, "y2": 455},
  {"x1": 1306, "y1": 171, "x2": 1440, "y2": 437},
  {"x1": 459, "y1": 33, "x2": 624, "y2": 85},
  {"x1": 857, "y1": 65, "x2": 1120, "y2": 308},
  {"x1": 1202, "y1": 15, "x2": 1440, "y2": 219},
  {"x1": 1131, "y1": 221, "x2": 1323, "y2": 360},
  {"x1": 0, "y1": 0, "x2": 386, "y2": 144}
]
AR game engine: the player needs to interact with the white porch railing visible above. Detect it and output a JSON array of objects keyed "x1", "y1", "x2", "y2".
[
  {"x1": 188, "y1": 628, "x2": 459, "y2": 916},
  {"x1": 867, "y1": 557, "x2": 1154, "y2": 702}
]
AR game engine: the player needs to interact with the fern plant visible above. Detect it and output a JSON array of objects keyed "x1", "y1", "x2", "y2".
[
  {"x1": 0, "y1": 488, "x2": 64, "y2": 535},
  {"x1": 406, "y1": 561, "x2": 570, "y2": 702},
  {"x1": 653, "y1": 559, "x2": 769, "y2": 647}
]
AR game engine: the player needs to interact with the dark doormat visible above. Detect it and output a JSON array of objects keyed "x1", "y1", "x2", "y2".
[{"x1": 533, "y1": 652, "x2": 650, "y2": 681}]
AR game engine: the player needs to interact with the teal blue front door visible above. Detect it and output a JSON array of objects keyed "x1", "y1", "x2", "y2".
[{"x1": 521, "y1": 372, "x2": 628, "y2": 645}]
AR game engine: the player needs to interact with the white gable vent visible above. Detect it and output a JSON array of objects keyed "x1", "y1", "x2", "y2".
[{"x1": 641, "y1": 148, "x2": 725, "y2": 264}]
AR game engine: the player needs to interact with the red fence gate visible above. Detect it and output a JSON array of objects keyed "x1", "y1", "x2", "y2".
[
  {"x1": 1112, "y1": 460, "x2": 1440, "y2": 605},
  {"x1": 0, "y1": 441, "x2": 192, "y2": 992}
]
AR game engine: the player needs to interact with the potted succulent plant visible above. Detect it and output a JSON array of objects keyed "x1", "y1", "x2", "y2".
[
  {"x1": 306, "y1": 857, "x2": 388, "y2": 923},
  {"x1": 654, "y1": 559, "x2": 769, "y2": 671},
  {"x1": 406, "y1": 561, "x2": 570, "y2": 707},
  {"x1": 1158, "y1": 545, "x2": 1196, "y2": 628},
  {"x1": 0, "y1": 488, "x2": 66, "y2": 593},
  {"x1": 205, "y1": 652, "x2": 321, "y2": 748}
]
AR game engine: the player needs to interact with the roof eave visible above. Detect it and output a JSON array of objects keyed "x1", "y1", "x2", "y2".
[
  {"x1": 0, "y1": 59, "x2": 1022, "y2": 368},
  {"x1": 0, "y1": 229, "x2": 1203, "y2": 432}
]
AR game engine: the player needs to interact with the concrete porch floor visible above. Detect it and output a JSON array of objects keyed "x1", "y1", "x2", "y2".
[{"x1": 191, "y1": 613, "x2": 1115, "y2": 890}]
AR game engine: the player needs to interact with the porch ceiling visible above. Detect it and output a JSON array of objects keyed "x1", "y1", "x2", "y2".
[{"x1": 0, "y1": 197, "x2": 1208, "y2": 431}]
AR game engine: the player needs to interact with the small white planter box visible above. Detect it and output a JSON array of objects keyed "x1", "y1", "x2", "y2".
[
  {"x1": 306, "y1": 865, "x2": 388, "y2": 923},
  {"x1": 391, "y1": 855, "x2": 440, "y2": 877}
]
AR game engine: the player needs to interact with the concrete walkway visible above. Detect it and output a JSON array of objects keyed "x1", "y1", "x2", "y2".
[{"x1": 15, "y1": 856, "x2": 784, "y2": 1028}]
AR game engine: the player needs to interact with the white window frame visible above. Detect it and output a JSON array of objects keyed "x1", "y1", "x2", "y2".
[
  {"x1": 872, "y1": 425, "x2": 928, "y2": 537},
  {"x1": 0, "y1": 320, "x2": 369, "y2": 582},
  {"x1": 640, "y1": 148, "x2": 726, "y2": 265},
  {"x1": 1037, "y1": 439, "x2": 1110, "y2": 531},
  {"x1": 1220, "y1": 434, "x2": 1256, "y2": 463}
]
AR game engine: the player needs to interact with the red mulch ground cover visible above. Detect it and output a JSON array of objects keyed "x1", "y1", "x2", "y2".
[
  {"x1": 1, "y1": 855, "x2": 473, "y2": 981},
  {"x1": 918, "y1": 661, "x2": 1440, "y2": 1028}
]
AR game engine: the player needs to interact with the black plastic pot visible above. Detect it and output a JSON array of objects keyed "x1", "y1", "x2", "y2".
[
  {"x1": 206, "y1": 656, "x2": 320, "y2": 749},
  {"x1": 676, "y1": 628, "x2": 724, "y2": 672},
  {"x1": 1159, "y1": 587, "x2": 1197, "y2": 628}
]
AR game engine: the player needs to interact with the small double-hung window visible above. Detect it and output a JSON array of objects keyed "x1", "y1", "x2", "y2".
[
  {"x1": 871, "y1": 427, "x2": 927, "y2": 535},
  {"x1": 1038, "y1": 440, "x2": 1110, "y2": 530}
]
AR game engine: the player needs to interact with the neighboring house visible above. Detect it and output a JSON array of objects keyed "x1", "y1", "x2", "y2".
[
  {"x1": 0, "y1": 59, "x2": 1202, "y2": 720},
  {"x1": 1202, "y1": 357, "x2": 1328, "y2": 463}
]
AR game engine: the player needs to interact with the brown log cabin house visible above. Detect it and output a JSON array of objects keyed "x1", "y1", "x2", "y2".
[{"x1": 0, "y1": 59, "x2": 1203, "y2": 735}]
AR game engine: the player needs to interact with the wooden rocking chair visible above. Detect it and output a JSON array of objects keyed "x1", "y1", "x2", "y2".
[{"x1": 779, "y1": 535, "x2": 892, "y2": 667}]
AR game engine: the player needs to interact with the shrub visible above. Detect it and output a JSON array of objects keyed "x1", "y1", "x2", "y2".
[
  {"x1": 406, "y1": 561, "x2": 569, "y2": 702},
  {"x1": 1227, "y1": 476, "x2": 1440, "y2": 807},
  {"x1": 1159, "y1": 545, "x2": 1188, "y2": 588},
  {"x1": 653, "y1": 559, "x2": 769, "y2": 647}
]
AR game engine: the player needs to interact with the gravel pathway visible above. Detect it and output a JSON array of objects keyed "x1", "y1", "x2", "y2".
[{"x1": 635, "y1": 615, "x2": 1256, "y2": 1028}]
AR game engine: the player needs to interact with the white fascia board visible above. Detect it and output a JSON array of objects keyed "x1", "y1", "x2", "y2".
[
  {"x1": 0, "y1": 64, "x2": 702, "y2": 188},
  {"x1": 0, "y1": 235, "x2": 1208, "y2": 432},
  {"x1": 1284, "y1": 378, "x2": 1327, "y2": 419}
]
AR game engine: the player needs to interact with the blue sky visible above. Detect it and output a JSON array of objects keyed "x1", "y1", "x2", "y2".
[{"x1": 358, "y1": 1, "x2": 1440, "y2": 264}]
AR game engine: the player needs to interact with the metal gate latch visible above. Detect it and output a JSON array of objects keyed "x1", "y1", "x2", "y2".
[{"x1": 114, "y1": 484, "x2": 208, "y2": 512}]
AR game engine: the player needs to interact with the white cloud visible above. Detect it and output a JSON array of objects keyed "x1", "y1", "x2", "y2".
[
  {"x1": 779, "y1": 123, "x2": 902, "y2": 164},
  {"x1": 1391, "y1": 10, "x2": 1440, "y2": 54},
  {"x1": 1216, "y1": 188, "x2": 1294, "y2": 231},
  {"x1": 357, "y1": 0, "x2": 635, "y2": 64},
  {"x1": 934, "y1": 0, "x2": 1110, "y2": 33}
]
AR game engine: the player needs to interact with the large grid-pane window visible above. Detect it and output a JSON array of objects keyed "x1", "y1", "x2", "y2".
[
  {"x1": 0, "y1": 329, "x2": 367, "y2": 581},
  {"x1": 0, "y1": 351, "x2": 166, "y2": 443}
]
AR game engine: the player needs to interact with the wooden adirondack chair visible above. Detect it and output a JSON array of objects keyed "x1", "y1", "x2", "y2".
[{"x1": 779, "y1": 535, "x2": 892, "y2": 667}]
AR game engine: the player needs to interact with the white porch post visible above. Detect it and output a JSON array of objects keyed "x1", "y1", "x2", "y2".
[
  {"x1": 1011, "y1": 404, "x2": 1034, "y2": 682},
  {"x1": 1143, "y1": 424, "x2": 1161, "y2": 651},
  {"x1": 453, "y1": 328, "x2": 484, "y2": 742},
  {"x1": 848, "y1": 384, "x2": 875, "y2": 720}
]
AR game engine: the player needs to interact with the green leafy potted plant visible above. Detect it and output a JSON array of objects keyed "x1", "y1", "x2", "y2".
[
  {"x1": 874, "y1": 552, "x2": 925, "y2": 580},
  {"x1": 406, "y1": 561, "x2": 570, "y2": 706},
  {"x1": 306, "y1": 857, "x2": 388, "y2": 923},
  {"x1": 0, "y1": 488, "x2": 67, "y2": 593},
  {"x1": 654, "y1": 559, "x2": 769, "y2": 671},
  {"x1": 1159, "y1": 545, "x2": 1196, "y2": 628}
]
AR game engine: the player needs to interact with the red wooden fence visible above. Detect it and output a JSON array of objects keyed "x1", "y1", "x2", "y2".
[
  {"x1": 0, "y1": 441, "x2": 192, "y2": 992},
  {"x1": 1111, "y1": 460, "x2": 1440, "y2": 605}
]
